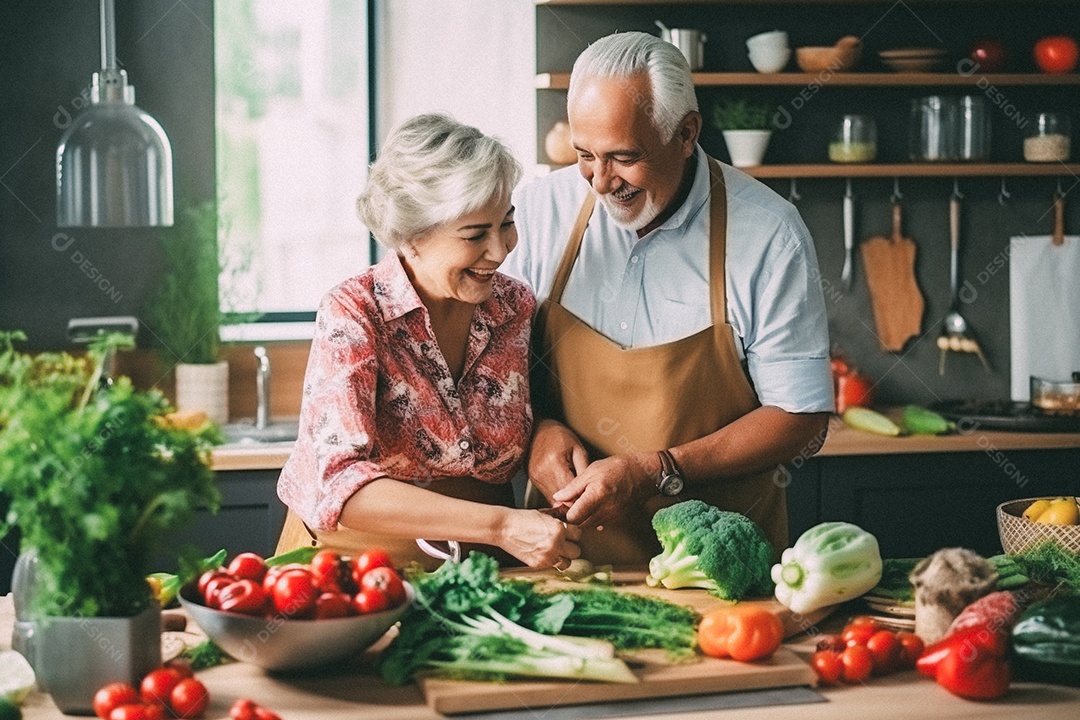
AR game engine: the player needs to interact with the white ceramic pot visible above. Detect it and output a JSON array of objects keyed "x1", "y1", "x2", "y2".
[
  {"x1": 722, "y1": 130, "x2": 773, "y2": 167},
  {"x1": 175, "y1": 361, "x2": 229, "y2": 424}
]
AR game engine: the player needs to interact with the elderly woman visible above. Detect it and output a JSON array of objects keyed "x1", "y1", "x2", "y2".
[{"x1": 277, "y1": 114, "x2": 580, "y2": 569}]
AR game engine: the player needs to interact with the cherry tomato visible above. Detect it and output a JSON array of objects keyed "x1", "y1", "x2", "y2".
[
  {"x1": 810, "y1": 649, "x2": 844, "y2": 686},
  {"x1": 217, "y1": 579, "x2": 267, "y2": 616},
  {"x1": 227, "y1": 552, "x2": 267, "y2": 583},
  {"x1": 353, "y1": 588, "x2": 390, "y2": 614},
  {"x1": 262, "y1": 563, "x2": 305, "y2": 595},
  {"x1": 360, "y1": 566, "x2": 406, "y2": 606},
  {"x1": 197, "y1": 570, "x2": 231, "y2": 597},
  {"x1": 202, "y1": 575, "x2": 236, "y2": 610},
  {"x1": 271, "y1": 568, "x2": 318, "y2": 618},
  {"x1": 169, "y1": 678, "x2": 209, "y2": 719},
  {"x1": 354, "y1": 548, "x2": 393, "y2": 576},
  {"x1": 1034, "y1": 35, "x2": 1079, "y2": 73},
  {"x1": 140, "y1": 668, "x2": 184, "y2": 706},
  {"x1": 314, "y1": 591, "x2": 353, "y2": 619},
  {"x1": 841, "y1": 616, "x2": 879, "y2": 647},
  {"x1": 896, "y1": 631, "x2": 925, "y2": 668},
  {"x1": 815, "y1": 634, "x2": 846, "y2": 653},
  {"x1": 840, "y1": 644, "x2": 874, "y2": 684},
  {"x1": 253, "y1": 707, "x2": 283, "y2": 720},
  {"x1": 229, "y1": 699, "x2": 260, "y2": 720},
  {"x1": 865, "y1": 629, "x2": 901, "y2": 675},
  {"x1": 310, "y1": 549, "x2": 343, "y2": 590},
  {"x1": 94, "y1": 682, "x2": 140, "y2": 719},
  {"x1": 110, "y1": 703, "x2": 162, "y2": 720}
]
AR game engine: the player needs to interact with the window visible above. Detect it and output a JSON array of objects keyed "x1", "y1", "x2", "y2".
[{"x1": 215, "y1": 0, "x2": 371, "y2": 337}]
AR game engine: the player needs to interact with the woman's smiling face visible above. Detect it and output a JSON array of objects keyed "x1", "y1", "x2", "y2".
[{"x1": 403, "y1": 199, "x2": 517, "y2": 307}]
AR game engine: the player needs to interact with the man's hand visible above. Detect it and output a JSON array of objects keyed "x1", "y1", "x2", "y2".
[
  {"x1": 550, "y1": 453, "x2": 656, "y2": 530},
  {"x1": 527, "y1": 419, "x2": 589, "y2": 511}
]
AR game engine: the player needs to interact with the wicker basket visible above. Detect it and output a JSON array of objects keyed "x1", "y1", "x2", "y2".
[{"x1": 997, "y1": 497, "x2": 1080, "y2": 555}]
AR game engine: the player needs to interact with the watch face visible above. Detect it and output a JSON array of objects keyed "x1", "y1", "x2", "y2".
[{"x1": 660, "y1": 473, "x2": 684, "y2": 496}]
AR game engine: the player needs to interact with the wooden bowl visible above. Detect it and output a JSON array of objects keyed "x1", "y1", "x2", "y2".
[{"x1": 796, "y1": 37, "x2": 862, "y2": 73}]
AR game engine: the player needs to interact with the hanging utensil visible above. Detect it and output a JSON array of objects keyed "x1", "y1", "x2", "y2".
[
  {"x1": 938, "y1": 180, "x2": 990, "y2": 374},
  {"x1": 1053, "y1": 181, "x2": 1066, "y2": 246},
  {"x1": 860, "y1": 188, "x2": 925, "y2": 351},
  {"x1": 842, "y1": 178, "x2": 855, "y2": 291}
]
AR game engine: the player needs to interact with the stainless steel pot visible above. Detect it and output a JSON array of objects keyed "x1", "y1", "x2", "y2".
[{"x1": 657, "y1": 22, "x2": 707, "y2": 70}]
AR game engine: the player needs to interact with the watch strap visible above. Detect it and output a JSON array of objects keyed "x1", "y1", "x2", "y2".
[{"x1": 657, "y1": 449, "x2": 679, "y2": 483}]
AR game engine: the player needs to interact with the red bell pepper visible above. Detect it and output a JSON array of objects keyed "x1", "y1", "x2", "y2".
[{"x1": 916, "y1": 623, "x2": 1010, "y2": 700}]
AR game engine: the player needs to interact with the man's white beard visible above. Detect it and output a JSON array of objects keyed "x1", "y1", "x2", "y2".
[{"x1": 596, "y1": 190, "x2": 661, "y2": 232}]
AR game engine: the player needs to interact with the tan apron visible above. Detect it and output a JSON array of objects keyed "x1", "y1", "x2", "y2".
[
  {"x1": 275, "y1": 476, "x2": 519, "y2": 571},
  {"x1": 532, "y1": 157, "x2": 787, "y2": 565}
]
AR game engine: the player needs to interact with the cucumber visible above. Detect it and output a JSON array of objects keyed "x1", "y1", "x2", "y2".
[
  {"x1": 901, "y1": 405, "x2": 955, "y2": 435},
  {"x1": 842, "y1": 407, "x2": 902, "y2": 436}
]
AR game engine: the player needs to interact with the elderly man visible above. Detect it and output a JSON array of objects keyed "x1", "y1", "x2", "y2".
[{"x1": 508, "y1": 31, "x2": 833, "y2": 563}]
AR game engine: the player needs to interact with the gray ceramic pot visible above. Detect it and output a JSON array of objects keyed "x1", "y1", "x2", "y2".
[{"x1": 11, "y1": 552, "x2": 162, "y2": 715}]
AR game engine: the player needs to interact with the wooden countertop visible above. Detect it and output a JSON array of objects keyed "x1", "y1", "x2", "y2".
[
  {"x1": 5, "y1": 594, "x2": 1078, "y2": 720},
  {"x1": 209, "y1": 419, "x2": 1080, "y2": 472}
]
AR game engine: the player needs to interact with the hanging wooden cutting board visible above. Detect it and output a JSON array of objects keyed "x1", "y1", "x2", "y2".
[
  {"x1": 860, "y1": 201, "x2": 925, "y2": 351},
  {"x1": 419, "y1": 569, "x2": 829, "y2": 715}
]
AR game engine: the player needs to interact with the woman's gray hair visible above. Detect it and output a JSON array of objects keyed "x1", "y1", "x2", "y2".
[
  {"x1": 356, "y1": 113, "x2": 522, "y2": 249},
  {"x1": 568, "y1": 31, "x2": 698, "y2": 143}
]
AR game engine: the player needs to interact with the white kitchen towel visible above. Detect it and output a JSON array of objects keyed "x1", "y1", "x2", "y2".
[{"x1": 1009, "y1": 234, "x2": 1080, "y2": 400}]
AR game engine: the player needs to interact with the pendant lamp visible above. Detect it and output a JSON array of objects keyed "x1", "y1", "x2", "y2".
[{"x1": 56, "y1": 0, "x2": 174, "y2": 227}]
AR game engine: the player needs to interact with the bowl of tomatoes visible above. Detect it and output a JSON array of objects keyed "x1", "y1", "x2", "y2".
[{"x1": 178, "y1": 549, "x2": 413, "y2": 671}]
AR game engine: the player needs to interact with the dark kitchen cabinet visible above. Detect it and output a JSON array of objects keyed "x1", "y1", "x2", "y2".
[
  {"x1": 790, "y1": 448, "x2": 1080, "y2": 558},
  {"x1": 149, "y1": 469, "x2": 287, "y2": 575}
]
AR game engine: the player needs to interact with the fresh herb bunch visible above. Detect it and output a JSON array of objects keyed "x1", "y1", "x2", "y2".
[
  {"x1": 0, "y1": 331, "x2": 221, "y2": 618},
  {"x1": 145, "y1": 201, "x2": 223, "y2": 366},
  {"x1": 712, "y1": 99, "x2": 773, "y2": 131}
]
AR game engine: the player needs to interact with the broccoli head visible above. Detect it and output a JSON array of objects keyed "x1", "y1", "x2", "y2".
[{"x1": 645, "y1": 499, "x2": 774, "y2": 600}]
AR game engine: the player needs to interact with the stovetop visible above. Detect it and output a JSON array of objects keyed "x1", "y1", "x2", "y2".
[{"x1": 930, "y1": 399, "x2": 1080, "y2": 433}]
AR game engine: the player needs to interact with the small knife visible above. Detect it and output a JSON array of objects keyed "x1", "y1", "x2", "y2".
[{"x1": 841, "y1": 178, "x2": 854, "y2": 292}]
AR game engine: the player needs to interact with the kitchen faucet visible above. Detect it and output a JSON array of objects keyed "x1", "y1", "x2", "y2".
[{"x1": 255, "y1": 346, "x2": 271, "y2": 430}]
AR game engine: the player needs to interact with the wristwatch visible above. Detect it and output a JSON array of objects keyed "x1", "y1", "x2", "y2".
[{"x1": 655, "y1": 449, "x2": 685, "y2": 496}]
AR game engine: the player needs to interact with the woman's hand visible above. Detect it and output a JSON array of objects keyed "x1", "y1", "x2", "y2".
[
  {"x1": 498, "y1": 509, "x2": 582, "y2": 569},
  {"x1": 527, "y1": 419, "x2": 589, "y2": 513},
  {"x1": 551, "y1": 453, "x2": 656, "y2": 530}
]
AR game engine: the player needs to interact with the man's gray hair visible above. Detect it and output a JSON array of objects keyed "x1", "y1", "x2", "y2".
[
  {"x1": 568, "y1": 31, "x2": 699, "y2": 143},
  {"x1": 356, "y1": 113, "x2": 522, "y2": 249}
]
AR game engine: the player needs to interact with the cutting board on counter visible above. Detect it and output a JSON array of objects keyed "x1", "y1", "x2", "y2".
[{"x1": 420, "y1": 569, "x2": 828, "y2": 716}]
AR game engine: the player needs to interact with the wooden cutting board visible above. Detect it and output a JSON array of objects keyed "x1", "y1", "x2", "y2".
[
  {"x1": 860, "y1": 201, "x2": 925, "y2": 352},
  {"x1": 420, "y1": 569, "x2": 830, "y2": 715}
]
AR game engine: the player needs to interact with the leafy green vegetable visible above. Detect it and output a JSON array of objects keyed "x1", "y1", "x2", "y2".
[
  {"x1": 380, "y1": 552, "x2": 698, "y2": 686},
  {"x1": 179, "y1": 638, "x2": 230, "y2": 670},
  {"x1": 646, "y1": 500, "x2": 773, "y2": 600},
  {"x1": 0, "y1": 331, "x2": 221, "y2": 618},
  {"x1": 1009, "y1": 541, "x2": 1080, "y2": 595},
  {"x1": 265, "y1": 545, "x2": 319, "y2": 567}
]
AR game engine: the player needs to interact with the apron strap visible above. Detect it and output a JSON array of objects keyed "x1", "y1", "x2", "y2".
[
  {"x1": 549, "y1": 191, "x2": 596, "y2": 304},
  {"x1": 706, "y1": 158, "x2": 729, "y2": 333}
]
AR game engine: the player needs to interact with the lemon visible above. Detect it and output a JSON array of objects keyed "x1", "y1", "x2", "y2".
[
  {"x1": 1035, "y1": 497, "x2": 1080, "y2": 525},
  {"x1": 0, "y1": 650, "x2": 34, "y2": 705},
  {"x1": 1023, "y1": 499, "x2": 1053, "y2": 521}
]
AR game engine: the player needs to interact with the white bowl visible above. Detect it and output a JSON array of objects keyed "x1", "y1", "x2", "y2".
[
  {"x1": 179, "y1": 581, "x2": 413, "y2": 671},
  {"x1": 749, "y1": 46, "x2": 792, "y2": 73},
  {"x1": 747, "y1": 30, "x2": 789, "y2": 54}
]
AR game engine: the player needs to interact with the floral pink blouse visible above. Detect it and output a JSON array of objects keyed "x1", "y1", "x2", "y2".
[{"x1": 278, "y1": 252, "x2": 535, "y2": 531}]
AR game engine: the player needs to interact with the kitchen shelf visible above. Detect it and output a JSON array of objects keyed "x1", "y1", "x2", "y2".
[
  {"x1": 538, "y1": 0, "x2": 1072, "y2": 4},
  {"x1": 744, "y1": 163, "x2": 1080, "y2": 178},
  {"x1": 537, "y1": 72, "x2": 1080, "y2": 89},
  {"x1": 539, "y1": 163, "x2": 1080, "y2": 178}
]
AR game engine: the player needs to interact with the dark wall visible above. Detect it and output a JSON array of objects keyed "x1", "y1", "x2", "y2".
[
  {"x1": 537, "y1": 1, "x2": 1080, "y2": 406},
  {"x1": 0, "y1": 0, "x2": 215, "y2": 351}
]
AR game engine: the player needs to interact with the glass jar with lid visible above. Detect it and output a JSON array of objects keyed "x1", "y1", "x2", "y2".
[
  {"x1": 830, "y1": 114, "x2": 877, "y2": 163},
  {"x1": 1024, "y1": 112, "x2": 1071, "y2": 162}
]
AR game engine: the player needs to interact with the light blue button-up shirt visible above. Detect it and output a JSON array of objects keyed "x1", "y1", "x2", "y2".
[{"x1": 506, "y1": 145, "x2": 834, "y2": 414}]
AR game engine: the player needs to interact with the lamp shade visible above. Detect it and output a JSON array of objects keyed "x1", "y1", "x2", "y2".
[{"x1": 56, "y1": 98, "x2": 174, "y2": 228}]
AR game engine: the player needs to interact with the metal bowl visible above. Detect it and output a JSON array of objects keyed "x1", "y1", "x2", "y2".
[{"x1": 178, "y1": 581, "x2": 413, "y2": 671}]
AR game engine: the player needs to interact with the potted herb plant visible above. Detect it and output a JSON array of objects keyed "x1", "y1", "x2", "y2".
[
  {"x1": 145, "y1": 200, "x2": 231, "y2": 424},
  {"x1": 712, "y1": 99, "x2": 775, "y2": 168},
  {"x1": 0, "y1": 331, "x2": 220, "y2": 714}
]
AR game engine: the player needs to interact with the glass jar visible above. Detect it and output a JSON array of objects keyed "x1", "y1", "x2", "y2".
[
  {"x1": 830, "y1": 114, "x2": 877, "y2": 163},
  {"x1": 957, "y1": 96, "x2": 991, "y2": 161},
  {"x1": 910, "y1": 96, "x2": 959, "y2": 161},
  {"x1": 1024, "y1": 113, "x2": 1071, "y2": 162}
]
